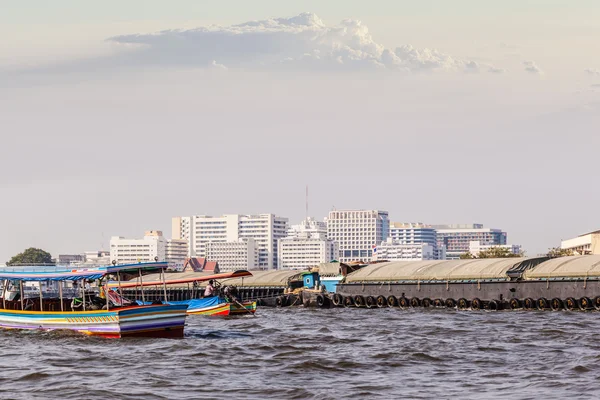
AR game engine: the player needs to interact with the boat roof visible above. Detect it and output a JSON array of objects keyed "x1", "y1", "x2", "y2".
[
  {"x1": 110, "y1": 270, "x2": 253, "y2": 288},
  {"x1": 0, "y1": 262, "x2": 169, "y2": 282}
]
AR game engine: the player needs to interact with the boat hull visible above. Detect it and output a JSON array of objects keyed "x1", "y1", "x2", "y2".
[
  {"x1": 186, "y1": 302, "x2": 231, "y2": 316},
  {"x1": 0, "y1": 304, "x2": 188, "y2": 339},
  {"x1": 230, "y1": 300, "x2": 257, "y2": 315}
]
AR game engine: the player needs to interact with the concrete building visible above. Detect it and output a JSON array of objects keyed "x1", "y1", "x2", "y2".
[
  {"x1": 172, "y1": 214, "x2": 289, "y2": 269},
  {"x1": 110, "y1": 230, "x2": 167, "y2": 265},
  {"x1": 57, "y1": 254, "x2": 85, "y2": 266},
  {"x1": 287, "y1": 217, "x2": 328, "y2": 237},
  {"x1": 81, "y1": 250, "x2": 111, "y2": 267},
  {"x1": 561, "y1": 231, "x2": 600, "y2": 255},
  {"x1": 205, "y1": 238, "x2": 258, "y2": 272},
  {"x1": 165, "y1": 239, "x2": 189, "y2": 269},
  {"x1": 389, "y1": 222, "x2": 445, "y2": 259},
  {"x1": 433, "y1": 224, "x2": 508, "y2": 260},
  {"x1": 374, "y1": 239, "x2": 436, "y2": 261},
  {"x1": 469, "y1": 241, "x2": 522, "y2": 257},
  {"x1": 327, "y1": 210, "x2": 389, "y2": 263}
]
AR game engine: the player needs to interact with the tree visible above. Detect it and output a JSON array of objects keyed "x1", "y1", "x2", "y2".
[
  {"x1": 7, "y1": 248, "x2": 54, "y2": 266},
  {"x1": 547, "y1": 247, "x2": 574, "y2": 258},
  {"x1": 477, "y1": 247, "x2": 523, "y2": 258},
  {"x1": 459, "y1": 247, "x2": 523, "y2": 259}
]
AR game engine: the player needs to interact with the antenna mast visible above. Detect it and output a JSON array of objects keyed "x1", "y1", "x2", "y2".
[{"x1": 305, "y1": 184, "x2": 309, "y2": 220}]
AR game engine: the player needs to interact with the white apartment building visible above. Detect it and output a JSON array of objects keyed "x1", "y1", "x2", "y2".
[
  {"x1": 110, "y1": 231, "x2": 167, "y2": 265},
  {"x1": 173, "y1": 214, "x2": 289, "y2": 269},
  {"x1": 561, "y1": 230, "x2": 600, "y2": 255},
  {"x1": 205, "y1": 238, "x2": 258, "y2": 272},
  {"x1": 469, "y1": 241, "x2": 522, "y2": 257},
  {"x1": 389, "y1": 222, "x2": 445, "y2": 260},
  {"x1": 433, "y1": 224, "x2": 508, "y2": 260},
  {"x1": 374, "y1": 239, "x2": 435, "y2": 261},
  {"x1": 327, "y1": 210, "x2": 389, "y2": 263},
  {"x1": 165, "y1": 239, "x2": 189, "y2": 268},
  {"x1": 287, "y1": 217, "x2": 328, "y2": 237}
]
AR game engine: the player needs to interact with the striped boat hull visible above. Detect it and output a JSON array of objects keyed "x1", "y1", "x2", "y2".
[
  {"x1": 186, "y1": 302, "x2": 230, "y2": 316},
  {"x1": 230, "y1": 301, "x2": 257, "y2": 315},
  {"x1": 0, "y1": 304, "x2": 188, "y2": 339}
]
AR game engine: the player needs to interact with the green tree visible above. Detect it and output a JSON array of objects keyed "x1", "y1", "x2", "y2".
[
  {"x1": 547, "y1": 247, "x2": 573, "y2": 258},
  {"x1": 7, "y1": 248, "x2": 54, "y2": 266},
  {"x1": 476, "y1": 247, "x2": 523, "y2": 259},
  {"x1": 459, "y1": 247, "x2": 523, "y2": 259}
]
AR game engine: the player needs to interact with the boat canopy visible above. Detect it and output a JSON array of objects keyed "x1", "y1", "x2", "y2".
[
  {"x1": 110, "y1": 270, "x2": 253, "y2": 288},
  {"x1": 0, "y1": 262, "x2": 169, "y2": 282}
]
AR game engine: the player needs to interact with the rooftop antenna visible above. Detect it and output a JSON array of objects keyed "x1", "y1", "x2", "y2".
[{"x1": 306, "y1": 184, "x2": 309, "y2": 220}]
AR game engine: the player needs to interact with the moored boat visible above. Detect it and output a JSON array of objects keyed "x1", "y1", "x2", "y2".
[
  {"x1": 230, "y1": 300, "x2": 257, "y2": 315},
  {"x1": 0, "y1": 262, "x2": 189, "y2": 338}
]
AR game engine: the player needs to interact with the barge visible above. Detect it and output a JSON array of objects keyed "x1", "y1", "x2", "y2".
[{"x1": 334, "y1": 255, "x2": 600, "y2": 311}]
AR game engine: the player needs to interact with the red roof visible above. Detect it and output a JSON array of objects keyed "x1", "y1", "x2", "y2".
[{"x1": 183, "y1": 258, "x2": 219, "y2": 273}]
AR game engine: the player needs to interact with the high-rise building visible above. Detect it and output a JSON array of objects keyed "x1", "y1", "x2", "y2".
[
  {"x1": 172, "y1": 214, "x2": 289, "y2": 269},
  {"x1": 374, "y1": 239, "x2": 436, "y2": 261},
  {"x1": 110, "y1": 231, "x2": 187, "y2": 266},
  {"x1": 433, "y1": 224, "x2": 508, "y2": 260},
  {"x1": 388, "y1": 222, "x2": 445, "y2": 259},
  {"x1": 205, "y1": 238, "x2": 258, "y2": 271},
  {"x1": 327, "y1": 210, "x2": 389, "y2": 263},
  {"x1": 278, "y1": 218, "x2": 338, "y2": 270},
  {"x1": 165, "y1": 239, "x2": 189, "y2": 268}
]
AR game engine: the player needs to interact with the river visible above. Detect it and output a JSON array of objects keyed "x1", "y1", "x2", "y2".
[{"x1": 0, "y1": 307, "x2": 598, "y2": 399}]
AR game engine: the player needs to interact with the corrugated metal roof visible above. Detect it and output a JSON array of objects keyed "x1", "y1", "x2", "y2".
[
  {"x1": 220, "y1": 270, "x2": 304, "y2": 287},
  {"x1": 523, "y1": 255, "x2": 600, "y2": 279},
  {"x1": 344, "y1": 258, "x2": 532, "y2": 282}
]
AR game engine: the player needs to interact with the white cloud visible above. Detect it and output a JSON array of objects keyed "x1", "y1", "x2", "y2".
[
  {"x1": 211, "y1": 60, "x2": 227, "y2": 70},
  {"x1": 523, "y1": 60, "x2": 543, "y2": 74},
  {"x1": 488, "y1": 66, "x2": 507, "y2": 74},
  {"x1": 584, "y1": 68, "x2": 600, "y2": 76},
  {"x1": 107, "y1": 12, "x2": 499, "y2": 73}
]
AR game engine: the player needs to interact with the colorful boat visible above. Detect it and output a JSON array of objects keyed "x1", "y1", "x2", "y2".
[
  {"x1": 111, "y1": 269, "x2": 258, "y2": 316},
  {"x1": 230, "y1": 300, "x2": 257, "y2": 315},
  {"x1": 0, "y1": 262, "x2": 189, "y2": 338},
  {"x1": 168, "y1": 297, "x2": 231, "y2": 316}
]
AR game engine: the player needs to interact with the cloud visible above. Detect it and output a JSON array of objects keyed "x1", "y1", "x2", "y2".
[
  {"x1": 106, "y1": 12, "x2": 499, "y2": 73},
  {"x1": 585, "y1": 68, "x2": 600, "y2": 76},
  {"x1": 488, "y1": 66, "x2": 507, "y2": 74},
  {"x1": 523, "y1": 60, "x2": 543, "y2": 74}
]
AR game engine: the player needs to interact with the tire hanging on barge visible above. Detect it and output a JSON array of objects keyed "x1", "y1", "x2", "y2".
[
  {"x1": 551, "y1": 298, "x2": 563, "y2": 311},
  {"x1": 409, "y1": 297, "x2": 420, "y2": 308},
  {"x1": 332, "y1": 293, "x2": 343, "y2": 307},
  {"x1": 399, "y1": 297, "x2": 410, "y2": 309},
  {"x1": 509, "y1": 298, "x2": 521, "y2": 310},
  {"x1": 579, "y1": 297, "x2": 591, "y2": 310},
  {"x1": 457, "y1": 298, "x2": 469, "y2": 310},
  {"x1": 365, "y1": 296, "x2": 377, "y2": 308},
  {"x1": 376, "y1": 296, "x2": 387, "y2": 308},
  {"x1": 354, "y1": 295, "x2": 365, "y2": 308},
  {"x1": 387, "y1": 296, "x2": 398, "y2": 308},
  {"x1": 471, "y1": 298, "x2": 482, "y2": 310}
]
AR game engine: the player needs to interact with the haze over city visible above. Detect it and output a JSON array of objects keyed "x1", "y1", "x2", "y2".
[{"x1": 1, "y1": 1, "x2": 599, "y2": 262}]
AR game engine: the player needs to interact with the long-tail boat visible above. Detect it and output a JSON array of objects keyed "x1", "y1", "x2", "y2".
[
  {"x1": 111, "y1": 270, "x2": 258, "y2": 316},
  {"x1": 0, "y1": 262, "x2": 188, "y2": 338}
]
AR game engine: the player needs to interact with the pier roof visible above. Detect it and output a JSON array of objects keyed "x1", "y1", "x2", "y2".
[
  {"x1": 523, "y1": 255, "x2": 600, "y2": 279},
  {"x1": 343, "y1": 258, "x2": 538, "y2": 282}
]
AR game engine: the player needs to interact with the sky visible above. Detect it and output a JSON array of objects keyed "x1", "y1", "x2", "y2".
[{"x1": 1, "y1": 1, "x2": 599, "y2": 262}]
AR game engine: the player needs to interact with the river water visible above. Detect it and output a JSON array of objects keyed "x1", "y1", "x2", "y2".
[{"x1": 0, "y1": 307, "x2": 599, "y2": 399}]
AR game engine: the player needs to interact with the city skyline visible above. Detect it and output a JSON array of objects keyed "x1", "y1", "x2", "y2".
[{"x1": 1, "y1": 1, "x2": 599, "y2": 262}]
